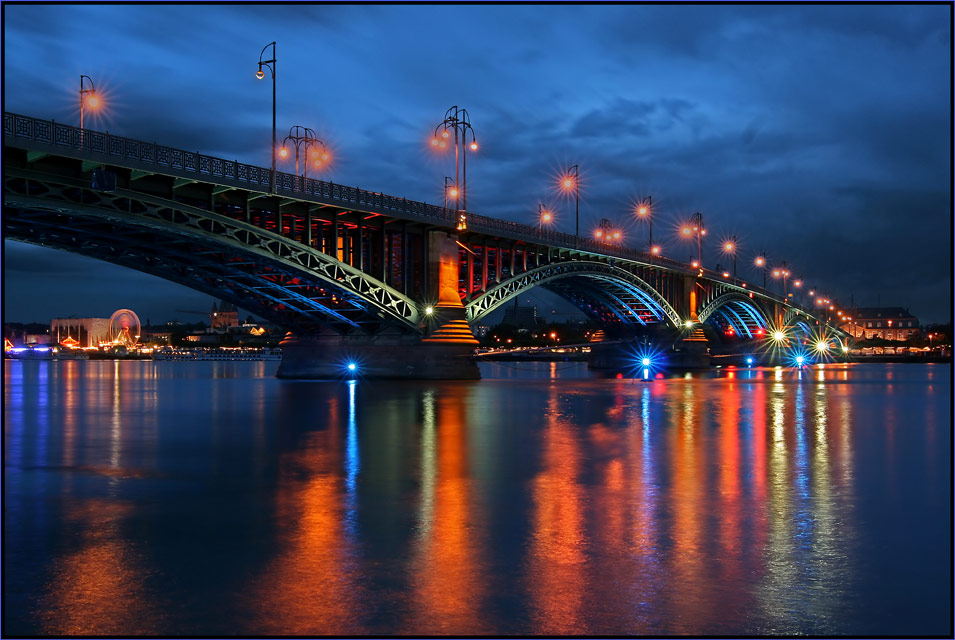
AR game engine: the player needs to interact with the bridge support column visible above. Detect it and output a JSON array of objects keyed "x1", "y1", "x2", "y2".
[
  {"x1": 422, "y1": 230, "x2": 481, "y2": 354},
  {"x1": 676, "y1": 275, "x2": 710, "y2": 361},
  {"x1": 275, "y1": 230, "x2": 480, "y2": 380}
]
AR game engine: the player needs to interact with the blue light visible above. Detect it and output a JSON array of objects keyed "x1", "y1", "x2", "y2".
[
  {"x1": 630, "y1": 344, "x2": 665, "y2": 380},
  {"x1": 347, "y1": 362, "x2": 357, "y2": 372},
  {"x1": 746, "y1": 357, "x2": 754, "y2": 366}
]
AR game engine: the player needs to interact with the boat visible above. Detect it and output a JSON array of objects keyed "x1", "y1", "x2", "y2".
[
  {"x1": 152, "y1": 347, "x2": 282, "y2": 361},
  {"x1": 4, "y1": 345, "x2": 54, "y2": 360}
]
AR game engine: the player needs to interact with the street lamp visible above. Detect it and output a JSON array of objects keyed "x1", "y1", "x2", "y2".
[
  {"x1": 635, "y1": 196, "x2": 653, "y2": 255},
  {"x1": 722, "y1": 236, "x2": 737, "y2": 279},
  {"x1": 559, "y1": 164, "x2": 579, "y2": 249},
  {"x1": 679, "y1": 212, "x2": 705, "y2": 267},
  {"x1": 593, "y1": 218, "x2": 621, "y2": 243},
  {"x1": 432, "y1": 106, "x2": 477, "y2": 231},
  {"x1": 444, "y1": 177, "x2": 459, "y2": 211},
  {"x1": 539, "y1": 204, "x2": 553, "y2": 232},
  {"x1": 79, "y1": 75, "x2": 102, "y2": 144},
  {"x1": 279, "y1": 125, "x2": 327, "y2": 188},
  {"x1": 754, "y1": 255, "x2": 768, "y2": 288},
  {"x1": 772, "y1": 264, "x2": 791, "y2": 298},
  {"x1": 255, "y1": 41, "x2": 277, "y2": 194}
]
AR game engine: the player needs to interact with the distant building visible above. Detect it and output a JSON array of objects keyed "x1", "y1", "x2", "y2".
[
  {"x1": 503, "y1": 303, "x2": 538, "y2": 330},
  {"x1": 841, "y1": 307, "x2": 919, "y2": 341},
  {"x1": 211, "y1": 300, "x2": 239, "y2": 330},
  {"x1": 50, "y1": 317, "x2": 110, "y2": 347}
]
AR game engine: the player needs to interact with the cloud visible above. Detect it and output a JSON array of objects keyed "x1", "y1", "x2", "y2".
[{"x1": 3, "y1": 4, "x2": 951, "y2": 324}]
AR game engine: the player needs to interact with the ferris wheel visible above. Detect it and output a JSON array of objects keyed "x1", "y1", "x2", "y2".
[{"x1": 108, "y1": 309, "x2": 141, "y2": 347}]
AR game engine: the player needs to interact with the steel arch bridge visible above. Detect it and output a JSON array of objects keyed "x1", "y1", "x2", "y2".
[{"x1": 3, "y1": 112, "x2": 837, "y2": 344}]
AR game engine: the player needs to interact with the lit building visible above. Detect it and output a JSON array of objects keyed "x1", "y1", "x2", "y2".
[
  {"x1": 841, "y1": 307, "x2": 919, "y2": 341},
  {"x1": 211, "y1": 300, "x2": 239, "y2": 330},
  {"x1": 50, "y1": 317, "x2": 110, "y2": 347}
]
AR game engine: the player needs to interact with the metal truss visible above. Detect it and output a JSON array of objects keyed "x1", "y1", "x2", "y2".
[
  {"x1": 466, "y1": 260, "x2": 682, "y2": 327},
  {"x1": 698, "y1": 292, "x2": 773, "y2": 336},
  {"x1": 3, "y1": 170, "x2": 421, "y2": 335}
]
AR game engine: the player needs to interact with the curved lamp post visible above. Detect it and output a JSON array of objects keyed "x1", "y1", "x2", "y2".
[
  {"x1": 754, "y1": 254, "x2": 768, "y2": 288},
  {"x1": 444, "y1": 176, "x2": 458, "y2": 211},
  {"x1": 431, "y1": 106, "x2": 477, "y2": 231},
  {"x1": 560, "y1": 164, "x2": 580, "y2": 249},
  {"x1": 255, "y1": 41, "x2": 277, "y2": 193},
  {"x1": 680, "y1": 212, "x2": 705, "y2": 267},
  {"x1": 539, "y1": 203, "x2": 553, "y2": 232},
  {"x1": 722, "y1": 236, "x2": 738, "y2": 280},
  {"x1": 635, "y1": 196, "x2": 653, "y2": 256},
  {"x1": 79, "y1": 75, "x2": 101, "y2": 133},
  {"x1": 280, "y1": 125, "x2": 327, "y2": 189},
  {"x1": 772, "y1": 263, "x2": 791, "y2": 298}
]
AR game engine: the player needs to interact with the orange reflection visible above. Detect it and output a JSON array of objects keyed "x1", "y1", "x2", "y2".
[
  {"x1": 749, "y1": 378, "x2": 769, "y2": 577},
  {"x1": 666, "y1": 381, "x2": 714, "y2": 630},
  {"x1": 526, "y1": 387, "x2": 586, "y2": 634},
  {"x1": 247, "y1": 399, "x2": 361, "y2": 635},
  {"x1": 39, "y1": 500, "x2": 163, "y2": 635},
  {"x1": 718, "y1": 382, "x2": 743, "y2": 585},
  {"x1": 406, "y1": 391, "x2": 487, "y2": 634}
]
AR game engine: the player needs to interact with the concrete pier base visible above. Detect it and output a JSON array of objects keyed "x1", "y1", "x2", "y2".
[
  {"x1": 277, "y1": 230, "x2": 484, "y2": 380},
  {"x1": 276, "y1": 332, "x2": 481, "y2": 380},
  {"x1": 588, "y1": 325, "x2": 712, "y2": 372}
]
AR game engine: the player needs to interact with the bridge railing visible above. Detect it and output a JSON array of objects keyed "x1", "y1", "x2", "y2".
[
  {"x1": 4, "y1": 111, "x2": 809, "y2": 313},
  {"x1": 5, "y1": 112, "x2": 460, "y2": 229}
]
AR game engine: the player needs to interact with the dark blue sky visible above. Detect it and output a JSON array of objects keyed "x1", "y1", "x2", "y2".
[{"x1": 3, "y1": 4, "x2": 951, "y2": 325}]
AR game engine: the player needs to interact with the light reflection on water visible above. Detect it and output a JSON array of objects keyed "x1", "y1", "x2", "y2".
[{"x1": 2, "y1": 359, "x2": 951, "y2": 636}]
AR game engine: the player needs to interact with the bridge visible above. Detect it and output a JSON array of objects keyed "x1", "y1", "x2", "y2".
[{"x1": 3, "y1": 112, "x2": 838, "y2": 378}]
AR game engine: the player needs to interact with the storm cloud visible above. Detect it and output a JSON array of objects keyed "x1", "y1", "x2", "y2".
[{"x1": 3, "y1": 4, "x2": 950, "y2": 324}]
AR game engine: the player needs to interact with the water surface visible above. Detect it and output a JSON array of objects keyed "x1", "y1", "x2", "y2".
[{"x1": 3, "y1": 360, "x2": 951, "y2": 635}]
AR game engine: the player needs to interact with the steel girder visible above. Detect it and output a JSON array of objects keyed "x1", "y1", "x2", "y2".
[
  {"x1": 3, "y1": 169, "x2": 421, "y2": 334},
  {"x1": 698, "y1": 293, "x2": 773, "y2": 337},
  {"x1": 466, "y1": 260, "x2": 682, "y2": 327}
]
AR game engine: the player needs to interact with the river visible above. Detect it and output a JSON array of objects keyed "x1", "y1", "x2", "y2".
[{"x1": 3, "y1": 359, "x2": 950, "y2": 636}]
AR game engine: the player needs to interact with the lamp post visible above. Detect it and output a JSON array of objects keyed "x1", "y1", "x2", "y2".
[
  {"x1": 560, "y1": 165, "x2": 580, "y2": 249},
  {"x1": 635, "y1": 196, "x2": 653, "y2": 255},
  {"x1": 680, "y1": 212, "x2": 705, "y2": 267},
  {"x1": 79, "y1": 75, "x2": 100, "y2": 131},
  {"x1": 444, "y1": 176, "x2": 459, "y2": 211},
  {"x1": 773, "y1": 264, "x2": 791, "y2": 298},
  {"x1": 279, "y1": 125, "x2": 327, "y2": 189},
  {"x1": 432, "y1": 106, "x2": 477, "y2": 231},
  {"x1": 722, "y1": 236, "x2": 737, "y2": 281},
  {"x1": 538, "y1": 203, "x2": 553, "y2": 232},
  {"x1": 79, "y1": 75, "x2": 101, "y2": 146},
  {"x1": 754, "y1": 255, "x2": 767, "y2": 288},
  {"x1": 255, "y1": 41, "x2": 277, "y2": 194}
]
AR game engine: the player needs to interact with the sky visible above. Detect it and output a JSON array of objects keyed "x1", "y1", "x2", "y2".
[{"x1": 3, "y1": 3, "x2": 951, "y2": 326}]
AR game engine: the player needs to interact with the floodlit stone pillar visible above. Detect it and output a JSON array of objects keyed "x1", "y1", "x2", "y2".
[{"x1": 275, "y1": 230, "x2": 480, "y2": 380}]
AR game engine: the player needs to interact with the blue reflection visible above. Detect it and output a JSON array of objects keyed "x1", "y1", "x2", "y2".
[{"x1": 344, "y1": 380, "x2": 360, "y2": 533}]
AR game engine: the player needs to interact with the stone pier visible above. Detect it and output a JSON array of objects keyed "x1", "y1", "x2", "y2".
[{"x1": 276, "y1": 230, "x2": 481, "y2": 380}]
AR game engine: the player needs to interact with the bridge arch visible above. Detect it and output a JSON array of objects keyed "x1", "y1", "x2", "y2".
[
  {"x1": 3, "y1": 170, "x2": 421, "y2": 335},
  {"x1": 466, "y1": 260, "x2": 682, "y2": 328},
  {"x1": 698, "y1": 293, "x2": 773, "y2": 339}
]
